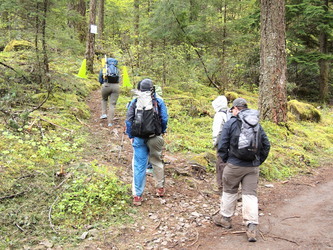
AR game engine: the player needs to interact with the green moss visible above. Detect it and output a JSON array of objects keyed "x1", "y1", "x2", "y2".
[
  {"x1": 3, "y1": 40, "x2": 33, "y2": 52},
  {"x1": 225, "y1": 91, "x2": 238, "y2": 102},
  {"x1": 288, "y1": 99, "x2": 321, "y2": 122}
]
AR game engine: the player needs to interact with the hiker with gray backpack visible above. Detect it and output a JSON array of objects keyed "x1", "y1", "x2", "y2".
[
  {"x1": 125, "y1": 79, "x2": 168, "y2": 206},
  {"x1": 98, "y1": 57, "x2": 121, "y2": 127},
  {"x1": 212, "y1": 98, "x2": 270, "y2": 242}
]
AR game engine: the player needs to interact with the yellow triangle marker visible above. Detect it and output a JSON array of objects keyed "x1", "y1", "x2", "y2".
[
  {"x1": 122, "y1": 66, "x2": 132, "y2": 88},
  {"x1": 77, "y1": 59, "x2": 87, "y2": 79}
]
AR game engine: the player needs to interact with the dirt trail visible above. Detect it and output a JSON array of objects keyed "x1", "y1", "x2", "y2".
[{"x1": 82, "y1": 89, "x2": 333, "y2": 249}]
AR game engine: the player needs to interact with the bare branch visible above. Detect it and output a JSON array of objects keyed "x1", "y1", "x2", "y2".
[
  {"x1": 0, "y1": 61, "x2": 34, "y2": 85},
  {"x1": 170, "y1": 9, "x2": 220, "y2": 90},
  {"x1": 0, "y1": 191, "x2": 25, "y2": 200}
]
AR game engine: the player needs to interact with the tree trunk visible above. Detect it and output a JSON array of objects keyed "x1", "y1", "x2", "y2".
[
  {"x1": 134, "y1": 0, "x2": 140, "y2": 67},
  {"x1": 259, "y1": 0, "x2": 287, "y2": 123},
  {"x1": 42, "y1": 0, "x2": 49, "y2": 76},
  {"x1": 97, "y1": 0, "x2": 105, "y2": 41},
  {"x1": 35, "y1": 1, "x2": 42, "y2": 85},
  {"x1": 162, "y1": 39, "x2": 167, "y2": 87},
  {"x1": 85, "y1": 0, "x2": 97, "y2": 74},
  {"x1": 318, "y1": 0, "x2": 329, "y2": 104},
  {"x1": 220, "y1": 0, "x2": 227, "y2": 92},
  {"x1": 34, "y1": 0, "x2": 49, "y2": 85}
]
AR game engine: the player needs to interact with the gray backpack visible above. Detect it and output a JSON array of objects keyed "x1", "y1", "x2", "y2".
[{"x1": 234, "y1": 109, "x2": 261, "y2": 161}]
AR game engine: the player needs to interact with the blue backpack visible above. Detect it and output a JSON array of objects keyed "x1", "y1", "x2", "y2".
[{"x1": 106, "y1": 58, "x2": 119, "y2": 83}]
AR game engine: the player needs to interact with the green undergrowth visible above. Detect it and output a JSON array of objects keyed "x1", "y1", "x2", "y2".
[
  {"x1": 53, "y1": 162, "x2": 131, "y2": 229},
  {"x1": 259, "y1": 114, "x2": 333, "y2": 180},
  {"x1": 1, "y1": 49, "x2": 333, "y2": 248},
  {"x1": 163, "y1": 84, "x2": 333, "y2": 181},
  {"x1": 0, "y1": 52, "x2": 133, "y2": 248}
]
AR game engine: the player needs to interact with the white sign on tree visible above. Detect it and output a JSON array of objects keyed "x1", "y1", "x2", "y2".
[{"x1": 90, "y1": 24, "x2": 97, "y2": 34}]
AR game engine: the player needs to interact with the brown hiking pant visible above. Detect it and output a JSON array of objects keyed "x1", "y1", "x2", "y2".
[{"x1": 220, "y1": 163, "x2": 259, "y2": 225}]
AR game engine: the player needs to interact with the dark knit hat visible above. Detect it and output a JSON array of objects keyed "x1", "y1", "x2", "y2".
[{"x1": 138, "y1": 79, "x2": 153, "y2": 91}]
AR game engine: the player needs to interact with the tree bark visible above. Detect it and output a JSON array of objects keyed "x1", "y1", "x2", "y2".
[
  {"x1": 97, "y1": 0, "x2": 105, "y2": 41},
  {"x1": 134, "y1": 0, "x2": 140, "y2": 67},
  {"x1": 85, "y1": 0, "x2": 97, "y2": 74},
  {"x1": 318, "y1": 0, "x2": 329, "y2": 103},
  {"x1": 35, "y1": 0, "x2": 42, "y2": 84},
  {"x1": 259, "y1": 0, "x2": 287, "y2": 123},
  {"x1": 220, "y1": 0, "x2": 228, "y2": 92},
  {"x1": 42, "y1": 0, "x2": 49, "y2": 76}
]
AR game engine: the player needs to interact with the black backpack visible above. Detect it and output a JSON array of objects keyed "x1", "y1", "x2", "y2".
[
  {"x1": 232, "y1": 109, "x2": 261, "y2": 161},
  {"x1": 105, "y1": 58, "x2": 119, "y2": 83},
  {"x1": 131, "y1": 89, "x2": 162, "y2": 138}
]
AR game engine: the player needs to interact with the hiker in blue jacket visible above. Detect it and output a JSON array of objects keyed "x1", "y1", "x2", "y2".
[
  {"x1": 125, "y1": 79, "x2": 168, "y2": 206},
  {"x1": 212, "y1": 98, "x2": 270, "y2": 242}
]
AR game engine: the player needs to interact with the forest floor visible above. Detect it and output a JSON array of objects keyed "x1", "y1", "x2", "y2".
[{"x1": 77, "y1": 89, "x2": 333, "y2": 250}]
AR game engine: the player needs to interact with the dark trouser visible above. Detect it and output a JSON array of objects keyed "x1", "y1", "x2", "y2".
[{"x1": 216, "y1": 154, "x2": 226, "y2": 191}]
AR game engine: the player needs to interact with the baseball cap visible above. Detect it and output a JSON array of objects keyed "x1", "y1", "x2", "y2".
[{"x1": 231, "y1": 98, "x2": 247, "y2": 109}]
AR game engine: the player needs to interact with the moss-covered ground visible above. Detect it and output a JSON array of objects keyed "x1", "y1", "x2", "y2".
[{"x1": 0, "y1": 50, "x2": 332, "y2": 248}]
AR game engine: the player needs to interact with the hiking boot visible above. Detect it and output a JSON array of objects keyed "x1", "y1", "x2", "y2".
[
  {"x1": 100, "y1": 114, "x2": 107, "y2": 119},
  {"x1": 212, "y1": 213, "x2": 232, "y2": 229},
  {"x1": 156, "y1": 188, "x2": 165, "y2": 197},
  {"x1": 133, "y1": 196, "x2": 142, "y2": 206},
  {"x1": 146, "y1": 168, "x2": 153, "y2": 175},
  {"x1": 246, "y1": 223, "x2": 257, "y2": 242}
]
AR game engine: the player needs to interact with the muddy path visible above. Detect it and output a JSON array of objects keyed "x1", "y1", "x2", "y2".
[{"x1": 81, "y1": 89, "x2": 333, "y2": 249}]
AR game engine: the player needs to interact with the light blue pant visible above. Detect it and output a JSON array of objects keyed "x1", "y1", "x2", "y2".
[{"x1": 132, "y1": 136, "x2": 164, "y2": 197}]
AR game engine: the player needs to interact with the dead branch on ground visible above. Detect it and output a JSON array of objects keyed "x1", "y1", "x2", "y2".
[
  {"x1": 15, "y1": 223, "x2": 25, "y2": 232},
  {"x1": 75, "y1": 116, "x2": 89, "y2": 127},
  {"x1": 154, "y1": 220, "x2": 162, "y2": 230},
  {"x1": 49, "y1": 196, "x2": 59, "y2": 234},
  {"x1": 0, "y1": 61, "x2": 33, "y2": 85},
  {"x1": 0, "y1": 191, "x2": 25, "y2": 200},
  {"x1": 187, "y1": 228, "x2": 199, "y2": 247},
  {"x1": 54, "y1": 173, "x2": 72, "y2": 190},
  {"x1": 220, "y1": 230, "x2": 246, "y2": 236},
  {"x1": 280, "y1": 215, "x2": 301, "y2": 222},
  {"x1": 39, "y1": 117, "x2": 73, "y2": 132},
  {"x1": 264, "y1": 234, "x2": 299, "y2": 246}
]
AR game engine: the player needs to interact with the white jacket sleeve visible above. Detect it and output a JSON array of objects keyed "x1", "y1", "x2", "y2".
[{"x1": 212, "y1": 112, "x2": 227, "y2": 146}]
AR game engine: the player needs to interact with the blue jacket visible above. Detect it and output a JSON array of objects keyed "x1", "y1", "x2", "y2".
[
  {"x1": 217, "y1": 110, "x2": 270, "y2": 167},
  {"x1": 125, "y1": 94, "x2": 168, "y2": 139},
  {"x1": 98, "y1": 70, "x2": 104, "y2": 84}
]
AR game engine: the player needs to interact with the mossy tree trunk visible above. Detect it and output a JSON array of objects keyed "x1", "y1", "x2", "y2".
[
  {"x1": 134, "y1": 0, "x2": 140, "y2": 68},
  {"x1": 85, "y1": 0, "x2": 97, "y2": 74},
  {"x1": 34, "y1": 0, "x2": 50, "y2": 85},
  {"x1": 259, "y1": 0, "x2": 287, "y2": 123},
  {"x1": 97, "y1": 0, "x2": 105, "y2": 41},
  {"x1": 219, "y1": 0, "x2": 228, "y2": 92}
]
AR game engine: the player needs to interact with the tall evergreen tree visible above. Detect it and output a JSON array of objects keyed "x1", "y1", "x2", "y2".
[
  {"x1": 286, "y1": 0, "x2": 333, "y2": 102},
  {"x1": 85, "y1": 0, "x2": 97, "y2": 74},
  {"x1": 259, "y1": 0, "x2": 287, "y2": 123}
]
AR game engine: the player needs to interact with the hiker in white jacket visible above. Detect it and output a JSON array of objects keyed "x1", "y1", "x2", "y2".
[{"x1": 212, "y1": 95, "x2": 230, "y2": 193}]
